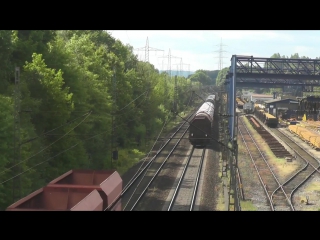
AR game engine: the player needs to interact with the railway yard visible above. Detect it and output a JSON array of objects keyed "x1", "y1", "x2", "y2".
[
  {"x1": 120, "y1": 98, "x2": 320, "y2": 211},
  {"x1": 238, "y1": 115, "x2": 320, "y2": 211},
  {"x1": 5, "y1": 38, "x2": 320, "y2": 212},
  {"x1": 7, "y1": 93, "x2": 320, "y2": 211}
]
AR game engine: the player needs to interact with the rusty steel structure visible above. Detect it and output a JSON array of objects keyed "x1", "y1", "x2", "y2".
[{"x1": 6, "y1": 169, "x2": 122, "y2": 211}]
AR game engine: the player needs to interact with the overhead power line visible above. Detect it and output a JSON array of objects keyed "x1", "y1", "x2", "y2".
[
  {"x1": 214, "y1": 38, "x2": 228, "y2": 70},
  {"x1": 134, "y1": 37, "x2": 164, "y2": 63}
]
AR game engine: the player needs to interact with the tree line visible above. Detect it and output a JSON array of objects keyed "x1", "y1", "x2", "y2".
[{"x1": 0, "y1": 30, "x2": 220, "y2": 209}]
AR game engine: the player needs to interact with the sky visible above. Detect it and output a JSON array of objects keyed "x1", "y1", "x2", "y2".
[{"x1": 106, "y1": 30, "x2": 320, "y2": 72}]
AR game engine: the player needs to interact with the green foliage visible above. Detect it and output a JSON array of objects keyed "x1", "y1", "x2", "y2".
[
  {"x1": 0, "y1": 30, "x2": 196, "y2": 209},
  {"x1": 112, "y1": 148, "x2": 144, "y2": 175},
  {"x1": 205, "y1": 70, "x2": 219, "y2": 85},
  {"x1": 0, "y1": 31, "x2": 14, "y2": 94},
  {"x1": 11, "y1": 30, "x2": 56, "y2": 67},
  {"x1": 189, "y1": 70, "x2": 213, "y2": 85},
  {"x1": 215, "y1": 67, "x2": 229, "y2": 86},
  {"x1": 0, "y1": 95, "x2": 14, "y2": 209}
]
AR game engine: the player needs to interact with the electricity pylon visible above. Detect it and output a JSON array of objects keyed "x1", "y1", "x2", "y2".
[
  {"x1": 134, "y1": 37, "x2": 164, "y2": 63},
  {"x1": 158, "y1": 49, "x2": 181, "y2": 78},
  {"x1": 214, "y1": 38, "x2": 228, "y2": 70}
]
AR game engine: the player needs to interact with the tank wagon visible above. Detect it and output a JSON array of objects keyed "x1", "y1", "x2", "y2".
[
  {"x1": 205, "y1": 95, "x2": 216, "y2": 104},
  {"x1": 189, "y1": 95, "x2": 215, "y2": 147}
]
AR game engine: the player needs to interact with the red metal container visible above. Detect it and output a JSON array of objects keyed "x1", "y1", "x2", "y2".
[
  {"x1": 47, "y1": 169, "x2": 122, "y2": 211},
  {"x1": 6, "y1": 187, "x2": 103, "y2": 211}
]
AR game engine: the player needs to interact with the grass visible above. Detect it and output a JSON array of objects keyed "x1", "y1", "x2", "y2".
[{"x1": 240, "y1": 200, "x2": 258, "y2": 211}]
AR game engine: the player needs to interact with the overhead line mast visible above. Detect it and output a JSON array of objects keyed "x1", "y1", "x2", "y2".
[
  {"x1": 214, "y1": 38, "x2": 228, "y2": 70},
  {"x1": 134, "y1": 37, "x2": 164, "y2": 63}
]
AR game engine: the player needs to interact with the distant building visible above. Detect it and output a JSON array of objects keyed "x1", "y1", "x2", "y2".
[
  {"x1": 241, "y1": 92, "x2": 253, "y2": 102},
  {"x1": 264, "y1": 98, "x2": 299, "y2": 118}
]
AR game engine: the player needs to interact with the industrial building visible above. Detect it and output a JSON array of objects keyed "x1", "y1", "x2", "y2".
[{"x1": 264, "y1": 98, "x2": 299, "y2": 119}]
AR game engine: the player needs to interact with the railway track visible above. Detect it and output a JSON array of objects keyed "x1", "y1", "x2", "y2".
[
  {"x1": 268, "y1": 126, "x2": 320, "y2": 208},
  {"x1": 241, "y1": 114, "x2": 320, "y2": 210},
  {"x1": 119, "y1": 110, "x2": 196, "y2": 211},
  {"x1": 246, "y1": 115, "x2": 292, "y2": 158},
  {"x1": 238, "y1": 116, "x2": 294, "y2": 211},
  {"x1": 166, "y1": 146, "x2": 205, "y2": 211}
]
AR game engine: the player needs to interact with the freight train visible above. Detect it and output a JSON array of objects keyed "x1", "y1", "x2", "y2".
[
  {"x1": 236, "y1": 97, "x2": 244, "y2": 109},
  {"x1": 205, "y1": 94, "x2": 216, "y2": 104},
  {"x1": 189, "y1": 95, "x2": 215, "y2": 147},
  {"x1": 255, "y1": 109, "x2": 278, "y2": 128},
  {"x1": 243, "y1": 101, "x2": 255, "y2": 114}
]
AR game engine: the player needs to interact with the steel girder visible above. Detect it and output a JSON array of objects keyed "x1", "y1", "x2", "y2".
[{"x1": 225, "y1": 55, "x2": 320, "y2": 87}]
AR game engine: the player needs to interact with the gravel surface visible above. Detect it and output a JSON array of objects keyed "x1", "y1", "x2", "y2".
[
  {"x1": 138, "y1": 137, "x2": 191, "y2": 211},
  {"x1": 120, "y1": 98, "x2": 224, "y2": 211},
  {"x1": 198, "y1": 149, "x2": 220, "y2": 210}
]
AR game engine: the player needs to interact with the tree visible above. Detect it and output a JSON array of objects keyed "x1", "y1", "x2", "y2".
[
  {"x1": 189, "y1": 70, "x2": 212, "y2": 85},
  {"x1": 0, "y1": 95, "x2": 14, "y2": 209},
  {"x1": 0, "y1": 31, "x2": 14, "y2": 94},
  {"x1": 215, "y1": 67, "x2": 229, "y2": 86}
]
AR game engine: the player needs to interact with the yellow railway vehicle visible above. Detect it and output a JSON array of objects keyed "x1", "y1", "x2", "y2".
[
  {"x1": 236, "y1": 98, "x2": 244, "y2": 109},
  {"x1": 255, "y1": 109, "x2": 267, "y2": 123},
  {"x1": 264, "y1": 112, "x2": 278, "y2": 128},
  {"x1": 288, "y1": 125, "x2": 320, "y2": 149}
]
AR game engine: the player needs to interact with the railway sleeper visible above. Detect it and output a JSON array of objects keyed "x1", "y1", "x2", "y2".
[
  {"x1": 269, "y1": 146, "x2": 288, "y2": 149},
  {"x1": 274, "y1": 151, "x2": 291, "y2": 154},
  {"x1": 272, "y1": 150, "x2": 291, "y2": 153},
  {"x1": 270, "y1": 148, "x2": 287, "y2": 151},
  {"x1": 272, "y1": 153, "x2": 291, "y2": 156},
  {"x1": 275, "y1": 154, "x2": 292, "y2": 157},
  {"x1": 260, "y1": 134, "x2": 275, "y2": 137},
  {"x1": 269, "y1": 144, "x2": 285, "y2": 147},
  {"x1": 259, "y1": 135, "x2": 274, "y2": 138},
  {"x1": 269, "y1": 146, "x2": 289, "y2": 149},
  {"x1": 275, "y1": 155, "x2": 292, "y2": 158},
  {"x1": 272, "y1": 154, "x2": 291, "y2": 157}
]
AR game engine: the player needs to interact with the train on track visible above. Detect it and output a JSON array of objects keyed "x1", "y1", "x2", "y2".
[
  {"x1": 205, "y1": 94, "x2": 216, "y2": 104},
  {"x1": 189, "y1": 95, "x2": 215, "y2": 147},
  {"x1": 255, "y1": 109, "x2": 279, "y2": 128},
  {"x1": 243, "y1": 101, "x2": 255, "y2": 114},
  {"x1": 236, "y1": 97, "x2": 244, "y2": 109}
]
